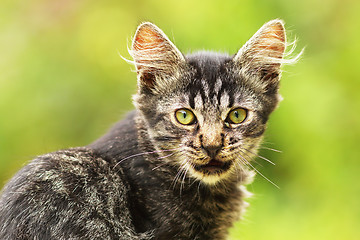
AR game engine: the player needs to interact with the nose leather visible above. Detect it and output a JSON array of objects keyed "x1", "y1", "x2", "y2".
[{"x1": 203, "y1": 145, "x2": 222, "y2": 158}]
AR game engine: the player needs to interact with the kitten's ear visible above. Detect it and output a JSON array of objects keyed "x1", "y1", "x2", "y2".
[
  {"x1": 233, "y1": 20, "x2": 286, "y2": 92},
  {"x1": 131, "y1": 22, "x2": 185, "y2": 90}
]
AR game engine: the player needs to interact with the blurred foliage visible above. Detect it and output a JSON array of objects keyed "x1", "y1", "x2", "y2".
[{"x1": 1, "y1": 0, "x2": 359, "y2": 239}]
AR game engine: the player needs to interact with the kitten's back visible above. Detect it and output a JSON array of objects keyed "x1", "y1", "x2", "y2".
[{"x1": 0, "y1": 112, "x2": 151, "y2": 240}]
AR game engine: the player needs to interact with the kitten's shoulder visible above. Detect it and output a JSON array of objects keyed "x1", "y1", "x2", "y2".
[
  {"x1": 0, "y1": 147, "x2": 123, "y2": 201},
  {"x1": 0, "y1": 147, "x2": 129, "y2": 238},
  {"x1": 0, "y1": 111, "x2": 146, "y2": 239},
  {"x1": 0, "y1": 110, "x2": 140, "y2": 212}
]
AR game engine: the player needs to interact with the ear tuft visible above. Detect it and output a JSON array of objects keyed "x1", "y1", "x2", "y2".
[
  {"x1": 255, "y1": 20, "x2": 286, "y2": 59},
  {"x1": 234, "y1": 19, "x2": 286, "y2": 70},
  {"x1": 232, "y1": 20, "x2": 292, "y2": 93},
  {"x1": 131, "y1": 22, "x2": 184, "y2": 89},
  {"x1": 133, "y1": 23, "x2": 167, "y2": 51}
]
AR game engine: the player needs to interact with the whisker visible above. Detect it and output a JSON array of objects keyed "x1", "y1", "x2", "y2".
[
  {"x1": 152, "y1": 151, "x2": 180, "y2": 171},
  {"x1": 171, "y1": 160, "x2": 188, "y2": 190},
  {"x1": 225, "y1": 141, "x2": 276, "y2": 166},
  {"x1": 261, "y1": 146, "x2": 282, "y2": 153},
  {"x1": 182, "y1": 147, "x2": 200, "y2": 155},
  {"x1": 157, "y1": 151, "x2": 177, "y2": 160},
  {"x1": 180, "y1": 165, "x2": 190, "y2": 196},
  {"x1": 151, "y1": 162, "x2": 170, "y2": 171},
  {"x1": 233, "y1": 160, "x2": 248, "y2": 183},
  {"x1": 236, "y1": 148, "x2": 264, "y2": 167},
  {"x1": 240, "y1": 147, "x2": 276, "y2": 165},
  {"x1": 236, "y1": 153, "x2": 279, "y2": 189},
  {"x1": 113, "y1": 148, "x2": 180, "y2": 170}
]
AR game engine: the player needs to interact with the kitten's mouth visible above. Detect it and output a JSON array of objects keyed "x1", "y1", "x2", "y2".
[{"x1": 193, "y1": 159, "x2": 232, "y2": 175}]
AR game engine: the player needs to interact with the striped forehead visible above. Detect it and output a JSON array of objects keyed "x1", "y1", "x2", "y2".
[
  {"x1": 185, "y1": 52, "x2": 235, "y2": 110},
  {"x1": 187, "y1": 78, "x2": 234, "y2": 110}
]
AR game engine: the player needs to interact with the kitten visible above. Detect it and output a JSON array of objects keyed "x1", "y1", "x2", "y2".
[{"x1": 0, "y1": 20, "x2": 296, "y2": 239}]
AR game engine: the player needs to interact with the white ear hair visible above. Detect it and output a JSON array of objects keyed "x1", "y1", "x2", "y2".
[
  {"x1": 231, "y1": 19, "x2": 303, "y2": 94},
  {"x1": 128, "y1": 22, "x2": 185, "y2": 90},
  {"x1": 131, "y1": 23, "x2": 184, "y2": 71},
  {"x1": 234, "y1": 19, "x2": 302, "y2": 72},
  {"x1": 234, "y1": 20, "x2": 286, "y2": 70}
]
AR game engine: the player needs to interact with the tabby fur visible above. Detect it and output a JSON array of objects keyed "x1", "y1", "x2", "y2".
[{"x1": 0, "y1": 20, "x2": 299, "y2": 239}]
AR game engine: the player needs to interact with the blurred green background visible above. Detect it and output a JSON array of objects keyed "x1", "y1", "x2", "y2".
[{"x1": 1, "y1": 0, "x2": 359, "y2": 239}]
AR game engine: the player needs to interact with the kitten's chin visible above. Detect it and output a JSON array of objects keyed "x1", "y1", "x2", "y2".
[{"x1": 189, "y1": 159, "x2": 234, "y2": 185}]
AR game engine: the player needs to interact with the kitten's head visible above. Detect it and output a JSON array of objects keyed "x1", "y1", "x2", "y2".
[{"x1": 130, "y1": 20, "x2": 292, "y2": 184}]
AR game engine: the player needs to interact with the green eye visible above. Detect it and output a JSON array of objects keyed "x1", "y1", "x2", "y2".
[
  {"x1": 227, "y1": 108, "x2": 247, "y2": 124},
  {"x1": 175, "y1": 109, "x2": 196, "y2": 125}
]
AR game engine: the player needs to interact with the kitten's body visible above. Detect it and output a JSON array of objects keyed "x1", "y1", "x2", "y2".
[
  {"x1": 0, "y1": 111, "x2": 250, "y2": 239},
  {"x1": 0, "y1": 20, "x2": 297, "y2": 239}
]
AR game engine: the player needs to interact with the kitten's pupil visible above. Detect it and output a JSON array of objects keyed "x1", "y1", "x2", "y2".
[
  {"x1": 182, "y1": 111, "x2": 187, "y2": 119},
  {"x1": 234, "y1": 111, "x2": 239, "y2": 118}
]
